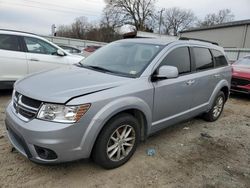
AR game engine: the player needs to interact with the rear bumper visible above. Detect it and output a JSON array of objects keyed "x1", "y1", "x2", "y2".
[{"x1": 5, "y1": 103, "x2": 92, "y2": 164}]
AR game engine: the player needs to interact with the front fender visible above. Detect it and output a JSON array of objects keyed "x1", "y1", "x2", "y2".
[{"x1": 80, "y1": 96, "x2": 152, "y2": 157}]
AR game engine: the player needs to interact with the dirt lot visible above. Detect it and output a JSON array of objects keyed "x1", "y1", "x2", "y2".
[{"x1": 0, "y1": 90, "x2": 249, "y2": 188}]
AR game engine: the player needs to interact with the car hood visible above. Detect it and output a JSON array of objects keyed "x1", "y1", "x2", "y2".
[
  {"x1": 15, "y1": 66, "x2": 132, "y2": 103},
  {"x1": 232, "y1": 65, "x2": 250, "y2": 79}
]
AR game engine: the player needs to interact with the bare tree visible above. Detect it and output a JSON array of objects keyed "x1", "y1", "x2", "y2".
[
  {"x1": 71, "y1": 17, "x2": 91, "y2": 38},
  {"x1": 101, "y1": 4, "x2": 125, "y2": 29},
  {"x1": 103, "y1": 0, "x2": 156, "y2": 31},
  {"x1": 56, "y1": 25, "x2": 72, "y2": 37},
  {"x1": 162, "y1": 7, "x2": 196, "y2": 36},
  {"x1": 198, "y1": 9, "x2": 235, "y2": 27},
  {"x1": 56, "y1": 16, "x2": 121, "y2": 42}
]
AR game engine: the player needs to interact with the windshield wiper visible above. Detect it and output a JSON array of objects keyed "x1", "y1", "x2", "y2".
[
  {"x1": 76, "y1": 64, "x2": 131, "y2": 77},
  {"x1": 86, "y1": 65, "x2": 116, "y2": 73},
  {"x1": 75, "y1": 62, "x2": 84, "y2": 67}
]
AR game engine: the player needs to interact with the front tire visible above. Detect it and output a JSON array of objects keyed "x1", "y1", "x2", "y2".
[
  {"x1": 92, "y1": 113, "x2": 140, "y2": 169},
  {"x1": 203, "y1": 91, "x2": 225, "y2": 122}
]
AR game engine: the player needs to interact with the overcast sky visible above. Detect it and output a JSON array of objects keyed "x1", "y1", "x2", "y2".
[{"x1": 0, "y1": 0, "x2": 250, "y2": 35}]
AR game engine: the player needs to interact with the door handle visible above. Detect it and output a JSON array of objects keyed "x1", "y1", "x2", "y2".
[
  {"x1": 186, "y1": 80, "x2": 195, "y2": 85},
  {"x1": 214, "y1": 74, "x2": 221, "y2": 78},
  {"x1": 30, "y1": 58, "x2": 39, "y2": 61}
]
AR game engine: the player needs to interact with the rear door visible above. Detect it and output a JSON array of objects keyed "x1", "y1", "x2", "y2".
[
  {"x1": 189, "y1": 47, "x2": 217, "y2": 108},
  {"x1": 152, "y1": 46, "x2": 194, "y2": 130},
  {"x1": 0, "y1": 34, "x2": 28, "y2": 82},
  {"x1": 22, "y1": 36, "x2": 69, "y2": 74}
]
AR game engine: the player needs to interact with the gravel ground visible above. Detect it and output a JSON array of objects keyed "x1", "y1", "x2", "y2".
[{"x1": 0, "y1": 90, "x2": 249, "y2": 188}]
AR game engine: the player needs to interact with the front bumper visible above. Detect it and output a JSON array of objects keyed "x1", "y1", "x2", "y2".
[
  {"x1": 231, "y1": 77, "x2": 250, "y2": 94},
  {"x1": 231, "y1": 85, "x2": 250, "y2": 94},
  {"x1": 5, "y1": 103, "x2": 92, "y2": 163}
]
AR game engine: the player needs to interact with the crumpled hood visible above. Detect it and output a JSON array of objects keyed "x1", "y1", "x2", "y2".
[{"x1": 15, "y1": 66, "x2": 131, "y2": 103}]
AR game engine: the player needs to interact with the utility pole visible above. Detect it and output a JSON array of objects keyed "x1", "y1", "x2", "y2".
[
  {"x1": 51, "y1": 24, "x2": 56, "y2": 36},
  {"x1": 158, "y1": 8, "x2": 165, "y2": 36}
]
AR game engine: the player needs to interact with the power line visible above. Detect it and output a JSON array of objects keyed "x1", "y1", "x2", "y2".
[
  {"x1": 17, "y1": 0, "x2": 103, "y2": 14},
  {"x1": 1, "y1": 1, "x2": 102, "y2": 17}
]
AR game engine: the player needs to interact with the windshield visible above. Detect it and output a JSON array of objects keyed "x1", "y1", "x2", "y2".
[
  {"x1": 79, "y1": 41, "x2": 163, "y2": 77},
  {"x1": 235, "y1": 57, "x2": 250, "y2": 66}
]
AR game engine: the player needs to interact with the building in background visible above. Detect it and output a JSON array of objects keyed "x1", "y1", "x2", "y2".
[{"x1": 180, "y1": 19, "x2": 250, "y2": 62}]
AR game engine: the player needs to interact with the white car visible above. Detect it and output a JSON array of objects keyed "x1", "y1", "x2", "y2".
[{"x1": 0, "y1": 30, "x2": 84, "y2": 89}]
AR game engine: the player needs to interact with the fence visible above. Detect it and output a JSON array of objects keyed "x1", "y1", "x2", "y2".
[
  {"x1": 42, "y1": 36, "x2": 107, "y2": 49},
  {"x1": 224, "y1": 48, "x2": 250, "y2": 62}
]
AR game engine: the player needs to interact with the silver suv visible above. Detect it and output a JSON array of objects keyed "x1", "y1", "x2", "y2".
[{"x1": 5, "y1": 38, "x2": 231, "y2": 169}]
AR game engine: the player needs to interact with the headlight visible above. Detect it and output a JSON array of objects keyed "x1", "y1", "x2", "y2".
[{"x1": 37, "y1": 103, "x2": 91, "y2": 123}]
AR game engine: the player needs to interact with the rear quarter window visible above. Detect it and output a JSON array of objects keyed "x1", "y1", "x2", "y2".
[
  {"x1": 211, "y1": 49, "x2": 228, "y2": 67},
  {"x1": 0, "y1": 34, "x2": 21, "y2": 52}
]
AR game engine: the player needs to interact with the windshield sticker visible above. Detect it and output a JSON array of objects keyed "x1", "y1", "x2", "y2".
[{"x1": 130, "y1": 70, "x2": 137, "y2": 75}]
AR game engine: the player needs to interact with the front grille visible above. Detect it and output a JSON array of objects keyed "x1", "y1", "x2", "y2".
[
  {"x1": 21, "y1": 95, "x2": 41, "y2": 108},
  {"x1": 13, "y1": 92, "x2": 42, "y2": 121},
  {"x1": 231, "y1": 78, "x2": 250, "y2": 86}
]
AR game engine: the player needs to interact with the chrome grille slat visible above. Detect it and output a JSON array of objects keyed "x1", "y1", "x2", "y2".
[
  {"x1": 19, "y1": 97, "x2": 39, "y2": 111},
  {"x1": 12, "y1": 92, "x2": 42, "y2": 121}
]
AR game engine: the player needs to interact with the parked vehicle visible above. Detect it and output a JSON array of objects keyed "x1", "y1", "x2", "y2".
[
  {"x1": 5, "y1": 38, "x2": 231, "y2": 169},
  {"x1": 59, "y1": 45, "x2": 83, "y2": 55},
  {"x1": 231, "y1": 56, "x2": 250, "y2": 94},
  {"x1": 83, "y1": 45, "x2": 101, "y2": 53},
  {"x1": 82, "y1": 45, "x2": 103, "y2": 57},
  {"x1": 0, "y1": 30, "x2": 84, "y2": 89}
]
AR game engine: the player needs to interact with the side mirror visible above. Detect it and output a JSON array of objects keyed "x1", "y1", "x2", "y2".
[
  {"x1": 57, "y1": 49, "x2": 65, "y2": 56},
  {"x1": 153, "y1": 65, "x2": 179, "y2": 80}
]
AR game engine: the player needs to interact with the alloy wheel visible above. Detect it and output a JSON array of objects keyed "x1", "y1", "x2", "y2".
[
  {"x1": 106, "y1": 125, "x2": 136, "y2": 162},
  {"x1": 212, "y1": 96, "x2": 224, "y2": 118}
]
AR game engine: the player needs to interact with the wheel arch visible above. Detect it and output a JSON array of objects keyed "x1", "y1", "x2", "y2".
[
  {"x1": 221, "y1": 86, "x2": 229, "y2": 101},
  {"x1": 80, "y1": 97, "x2": 152, "y2": 157},
  {"x1": 208, "y1": 79, "x2": 230, "y2": 109}
]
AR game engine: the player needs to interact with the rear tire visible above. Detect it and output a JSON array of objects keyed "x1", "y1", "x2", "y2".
[
  {"x1": 92, "y1": 113, "x2": 140, "y2": 169},
  {"x1": 203, "y1": 91, "x2": 225, "y2": 122}
]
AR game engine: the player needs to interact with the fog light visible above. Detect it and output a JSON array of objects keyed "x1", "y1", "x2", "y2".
[{"x1": 35, "y1": 145, "x2": 57, "y2": 160}]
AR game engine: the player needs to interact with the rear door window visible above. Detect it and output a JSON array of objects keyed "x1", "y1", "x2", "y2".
[
  {"x1": 193, "y1": 47, "x2": 214, "y2": 71},
  {"x1": 160, "y1": 47, "x2": 191, "y2": 75},
  {"x1": 211, "y1": 49, "x2": 228, "y2": 67},
  {"x1": 0, "y1": 34, "x2": 21, "y2": 52}
]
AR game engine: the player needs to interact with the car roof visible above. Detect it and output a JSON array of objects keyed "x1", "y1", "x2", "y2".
[
  {"x1": 0, "y1": 29, "x2": 40, "y2": 37},
  {"x1": 117, "y1": 38, "x2": 176, "y2": 46},
  {"x1": 116, "y1": 38, "x2": 224, "y2": 51},
  {"x1": 0, "y1": 29, "x2": 57, "y2": 44}
]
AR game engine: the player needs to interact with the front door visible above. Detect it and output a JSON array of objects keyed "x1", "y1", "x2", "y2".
[
  {"x1": 152, "y1": 47, "x2": 194, "y2": 131},
  {"x1": 22, "y1": 36, "x2": 69, "y2": 74}
]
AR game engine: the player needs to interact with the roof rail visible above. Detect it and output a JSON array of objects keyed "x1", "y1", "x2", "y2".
[
  {"x1": 179, "y1": 37, "x2": 219, "y2": 46},
  {"x1": 0, "y1": 29, "x2": 37, "y2": 36}
]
